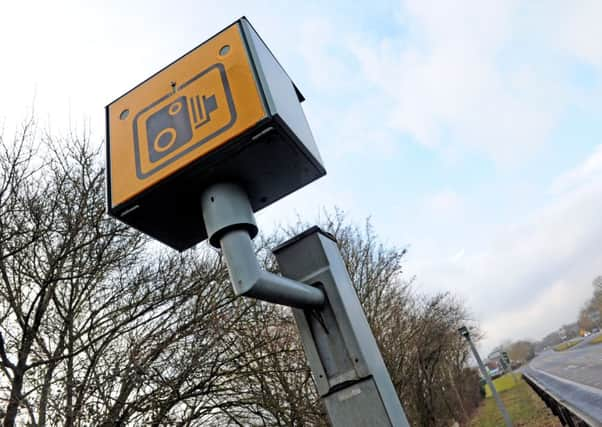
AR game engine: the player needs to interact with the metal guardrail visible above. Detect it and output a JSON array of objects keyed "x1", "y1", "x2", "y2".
[{"x1": 523, "y1": 368, "x2": 601, "y2": 427}]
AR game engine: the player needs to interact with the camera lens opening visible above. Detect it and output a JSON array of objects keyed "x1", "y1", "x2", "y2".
[
  {"x1": 153, "y1": 128, "x2": 178, "y2": 153},
  {"x1": 168, "y1": 101, "x2": 183, "y2": 116}
]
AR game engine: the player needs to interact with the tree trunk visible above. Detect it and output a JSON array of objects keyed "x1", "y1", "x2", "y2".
[
  {"x1": 4, "y1": 366, "x2": 25, "y2": 427},
  {"x1": 65, "y1": 312, "x2": 74, "y2": 427}
]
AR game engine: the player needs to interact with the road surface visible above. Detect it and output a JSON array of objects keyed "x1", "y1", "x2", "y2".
[
  {"x1": 524, "y1": 342, "x2": 602, "y2": 425},
  {"x1": 571, "y1": 331, "x2": 602, "y2": 350}
]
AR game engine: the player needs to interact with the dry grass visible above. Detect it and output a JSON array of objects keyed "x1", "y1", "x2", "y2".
[
  {"x1": 589, "y1": 334, "x2": 602, "y2": 345},
  {"x1": 484, "y1": 373, "x2": 519, "y2": 398},
  {"x1": 469, "y1": 374, "x2": 561, "y2": 427},
  {"x1": 553, "y1": 339, "x2": 582, "y2": 351}
]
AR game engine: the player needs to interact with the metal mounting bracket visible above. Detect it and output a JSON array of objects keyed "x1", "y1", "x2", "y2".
[{"x1": 201, "y1": 182, "x2": 325, "y2": 309}]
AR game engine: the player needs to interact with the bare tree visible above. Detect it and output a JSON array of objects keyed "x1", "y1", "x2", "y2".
[
  {"x1": 505, "y1": 340, "x2": 535, "y2": 364},
  {"x1": 0, "y1": 123, "x2": 482, "y2": 426},
  {"x1": 0, "y1": 124, "x2": 146, "y2": 426},
  {"x1": 0, "y1": 125, "x2": 146, "y2": 426},
  {"x1": 0, "y1": 125, "x2": 285, "y2": 425}
]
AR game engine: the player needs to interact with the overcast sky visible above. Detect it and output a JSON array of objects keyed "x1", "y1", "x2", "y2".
[{"x1": 1, "y1": 0, "x2": 601, "y2": 355}]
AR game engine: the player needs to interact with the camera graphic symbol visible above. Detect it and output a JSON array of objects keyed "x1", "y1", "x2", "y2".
[
  {"x1": 146, "y1": 94, "x2": 218, "y2": 164},
  {"x1": 132, "y1": 63, "x2": 237, "y2": 179}
]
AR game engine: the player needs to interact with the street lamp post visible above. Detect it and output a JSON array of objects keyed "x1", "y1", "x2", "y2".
[{"x1": 458, "y1": 326, "x2": 513, "y2": 427}]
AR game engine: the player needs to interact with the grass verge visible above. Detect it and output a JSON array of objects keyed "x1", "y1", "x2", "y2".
[
  {"x1": 553, "y1": 339, "x2": 582, "y2": 351},
  {"x1": 469, "y1": 374, "x2": 561, "y2": 427},
  {"x1": 589, "y1": 334, "x2": 602, "y2": 345},
  {"x1": 484, "y1": 373, "x2": 519, "y2": 397}
]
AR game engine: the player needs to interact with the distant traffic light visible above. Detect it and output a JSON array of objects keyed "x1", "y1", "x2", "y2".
[
  {"x1": 457, "y1": 325, "x2": 513, "y2": 426},
  {"x1": 458, "y1": 326, "x2": 470, "y2": 338},
  {"x1": 501, "y1": 351, "x2": 510, "y2": 369}
]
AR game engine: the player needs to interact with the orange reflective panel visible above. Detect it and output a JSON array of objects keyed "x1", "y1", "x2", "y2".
[{"x1": 107, "y1": 23, "x2": 266, "y2": 207}]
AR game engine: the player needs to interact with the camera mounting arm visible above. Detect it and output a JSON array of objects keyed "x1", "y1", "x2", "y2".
[{"x1": 201, "y1": 183, "x2": 325, "y2": 309}]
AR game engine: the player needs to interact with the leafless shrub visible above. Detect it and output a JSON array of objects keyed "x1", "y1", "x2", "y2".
[{"x1": 0, "y1": 125, "x2": 480, "y2": 426}]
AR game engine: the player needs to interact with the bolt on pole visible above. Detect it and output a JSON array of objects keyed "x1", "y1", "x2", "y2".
[{"x1": 459, "y1": 327, "x2": 513, "y2": 427}]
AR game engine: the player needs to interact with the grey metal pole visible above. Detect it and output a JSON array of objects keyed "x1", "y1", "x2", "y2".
[
  {"x1": 465, "y1": 335, "x2": 513, "y2": 427},
  {"x1": 220, "y1": 229, "x2": 325, "y2": 308},
  {"x1": 274, "y1": 227, "x2": 411, "y2": 427}
]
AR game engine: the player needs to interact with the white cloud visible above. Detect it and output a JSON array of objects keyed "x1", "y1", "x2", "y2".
[
  {"x1": 561, "y1": 1, "x2": 602, "y2": 69},
  {"x1": 346, "y1": 0, "x2": 587, "y2": 163},
  {"x1": 481, "y1": 279, "x2": 589, "y2": 346},
  {"x1": 298, "y1": 18, "x2": 355, "y2": 91},
  {"x1": 410, "y1": 144, "x2": 602, "y2": 353},
  {"x1": 423, "y1": 190, "x2": 463, "y2": 214},
  {"x1": 551, "y1": 145, "x2": 602, "y2": 193},
  {"x1": 450, "y1": 249, "x2": 465, "y2": 264}
]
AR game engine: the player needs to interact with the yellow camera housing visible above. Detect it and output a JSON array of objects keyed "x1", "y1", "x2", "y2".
[{"x1": 106, "y1": 18, "x2": 325, "y2": 250}]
